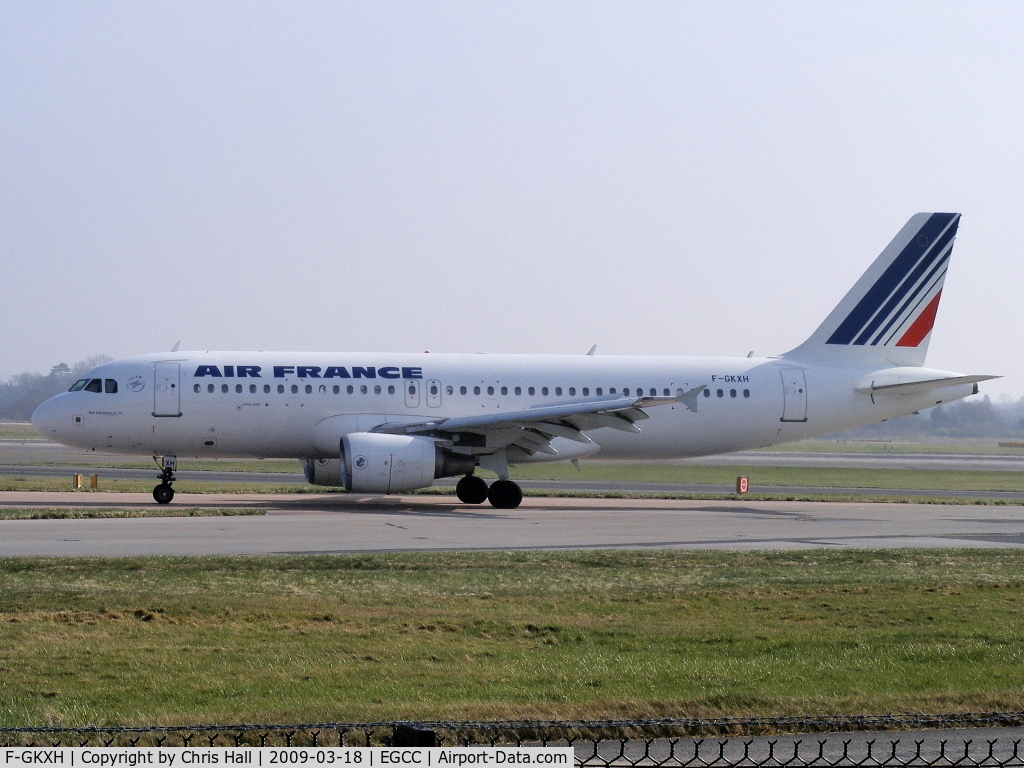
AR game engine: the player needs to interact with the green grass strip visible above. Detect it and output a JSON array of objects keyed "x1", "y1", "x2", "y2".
[
  {"x1": 2, "y1": 550, "x2": 1024, "y2": 727},
  {"x1": 509, "y1": 463, "x2": 1024, "y2": 492}
]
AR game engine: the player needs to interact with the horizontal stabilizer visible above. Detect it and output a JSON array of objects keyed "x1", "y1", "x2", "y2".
[{"x1": 855, "y1": 372, "x2": 999, "y2": 397}]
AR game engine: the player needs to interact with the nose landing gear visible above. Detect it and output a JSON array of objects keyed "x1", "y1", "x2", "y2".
[{"x1": 153, "y1": 456, "x2": 177, "y2": 504}]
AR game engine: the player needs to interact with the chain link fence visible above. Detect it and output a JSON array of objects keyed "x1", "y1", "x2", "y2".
[{"x1": 4, "y1": 713, "x2": 1024, "y2": 765}]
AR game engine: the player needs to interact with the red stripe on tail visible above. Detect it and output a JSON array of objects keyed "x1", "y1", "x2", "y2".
[{"x1": 895, "y1": 291, "x2": 942, "y2": 347}]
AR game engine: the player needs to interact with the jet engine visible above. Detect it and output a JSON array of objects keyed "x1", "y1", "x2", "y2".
[{"x1": 303, "y1": 432, "x2": 475, "y2": 493}]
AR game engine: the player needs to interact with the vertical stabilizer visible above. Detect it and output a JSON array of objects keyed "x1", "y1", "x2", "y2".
[{"x1": 784, "y1": 212, "x2": 960, "y2": 367}]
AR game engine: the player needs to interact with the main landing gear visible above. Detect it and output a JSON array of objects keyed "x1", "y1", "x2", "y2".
[
  {"x1": 456, "y1": 474, "x2": 523, "y2": 509},
  {"x1": 153, "y1": 456, "x2": 177, "y2": 504}
]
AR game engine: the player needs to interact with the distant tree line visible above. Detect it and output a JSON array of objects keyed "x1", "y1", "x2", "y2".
[{"x1": 0, "y1": 356, "x2": 112, "y2": 421}]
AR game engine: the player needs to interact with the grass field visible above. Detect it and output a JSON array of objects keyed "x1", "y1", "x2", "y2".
[
  {"x1": 2, "y1": 550, "x2": 1023, "y2": 727},
  {"x1": 4, "y1": 466, "x2": 1024, "y2": 503},
  {"x1": 763, "y1": 439, "x2": 1024, "y2": 456},
  {"x1": 510, "y1": 463, "x2": 1024, "y2": 492},
  {"x1": 0, "y1": 423, "x2": 42, "y2": 440}
]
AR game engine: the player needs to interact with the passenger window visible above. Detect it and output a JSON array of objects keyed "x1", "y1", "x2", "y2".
[
  {"x1": 360, "y1": 385, "x2": 368, "y2": 394},
  {"x1": 208, "y1": 384, "x2": 215, "y2": 393},
  {"x1": 596, "y1": 387, "x2": 602, "y2": 396},
  {"x1": 430, "y1": 384, "x2": 439, "y2": 395},
  {"x1": 374, "y1": 385, "x2": 381, "y2": 394},
  {"x1": 347, "y1": 385, "x2": 354, "y2": 394},
  {"x1": 85, "y1": 379, "x2": 102, "y2": 393},
  {"x1": 609, "y1": 388, "x2": 616, "y2": 395},
  {"x1": 542, "y1": 387, "x2": 548, "y2": 396},
  {"x1": 194, "y1": 384, "x2": 201, "y2": 393},
  {"x1": 650, "y1": 388, "x2": 656, "y2": 396},
  {"x1": 446, "y1": 385, "x2": 454, "y2": 395},
  {"x1": 500, "y1": 386, "x2": 507, "y2": 395},
  {"x1": 623, "y1": 388, "x2": 630, "y2": 396},
  {"x1": 333, "y1": 385, "x2": 340, "y2": 394},
  {"x1": 730, "y1": 389, "x2": 737, "y2": 398},
  {"x1": 104, "y1": 379, "x2": 118, "y2": 393},
  {"x1": 291, "y1": 385, "x2": 298, "y2": 394},
  {"x1": 474, "y1": 386, "x2": 481, "y2": 395},
  {"x1": 277, "y1": 385, "x2": 284, "y2": 394},
  {"x1": 264, "y1": 385, "x2": 271, "y2": 394},
  {"x1": 236, "y1": 384, "x2": 243, "y2": 394},
  {"x1": 582, "y1": 387, "x2": 589, "y2": 396},
  {"x1": 514, "y1": 386, "x2": 521, "y2": 395},
  {"x1": 555, "y1": 387, "x2": 562, "y2": 396},
  {"x1": 487, "y1": 386, "x2": 494, "y2": 395},
  {"x1": 528, "y1": 387, "x2": 535, "y2": 396},
  {"x1": 717, "y1": 389, "x2": 724, "y2": 398},
  {"x1": 743, "y1": 389, "x2": 750, "y2": 398},
  {"x1": 304, "y1": 384, "x2": 312, "y2": 394},
  {"x1": 388, "y1": 385, "x2": 395, "y2": 394},
  {"x1": 222, "y1": 384, "x2": 229, "y2": 393},
  {"x1": 69, "y1": 379, "x2": 88, "y2": 392},
  {"x1": 663, "y1": 388, "x2": 670, "y2": 396},
  {"x1": 320, "y1": 384, "x2": 327, "y2": 394},
  {"x1": 460, "y1": 386, "x2": 467, "y2": 395},
  {"x1": 569, "y1": 387, "x2": 576, "y2": 396},
  {"x1": 703, "y1": 389, "x2": 711, "y2": 398},
  {"x1": 408, "y1": 384, "x2": 416, "y2": 395},
  {"x1": 250, "y1": 384, "x2": 257, "y2": 394}
]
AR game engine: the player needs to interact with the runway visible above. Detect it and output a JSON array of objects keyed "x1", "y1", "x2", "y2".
[{"x1": 2, "y1": 491, "x2": 1023, "y2": 556}]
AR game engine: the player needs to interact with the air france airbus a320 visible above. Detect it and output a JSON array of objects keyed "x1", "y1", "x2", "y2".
[{"x1": 32, "y1": 213, "x2": 995, "y2": 509}]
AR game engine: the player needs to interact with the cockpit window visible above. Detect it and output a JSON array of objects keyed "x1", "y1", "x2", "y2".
[
  {"x1": 69, "y1": 379, "x2": 89, "y2": 392},
  {"x1": 84, "y1": 379, "x2": 102, "y2": 393},
  {"x1": 104, "y1": 379, "x2": 118, "y2": 394}
]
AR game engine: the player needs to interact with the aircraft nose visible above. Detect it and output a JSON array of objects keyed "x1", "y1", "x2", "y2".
[{"x1": 31, "y1": 397, "x2": 63, "y2": 439}]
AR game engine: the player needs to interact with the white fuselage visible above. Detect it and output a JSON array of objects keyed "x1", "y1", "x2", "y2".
[{"x1": 30, "y1": 351, "x2": 974, "y2": 461}]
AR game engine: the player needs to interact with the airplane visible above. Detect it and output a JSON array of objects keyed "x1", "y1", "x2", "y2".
[{"x1": 31, "y1": 212, "x2": 996, "y2": 509}]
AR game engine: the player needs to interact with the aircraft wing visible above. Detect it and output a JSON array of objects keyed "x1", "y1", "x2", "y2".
[{"x1": 373, "y1": 386, "x2": 707, "y2": 456}]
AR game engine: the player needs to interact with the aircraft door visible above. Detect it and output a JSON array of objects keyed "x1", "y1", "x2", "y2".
[
  {"x1": 426, "y1": 379, "x2": 442, "y2": 408},
  {"x1": 153, "y1": 363, "x2": 182, "y2": 417},
  {"x1": 779, "y1": 368, "x2": 808, "y2": 422},
  {"x1": 404, "y1": 379, "x2": 421, "y2": 408}
]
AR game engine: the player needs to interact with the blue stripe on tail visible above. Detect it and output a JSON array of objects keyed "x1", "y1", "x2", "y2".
[{"x1": 826, "y1": 213, "x2": 959, "y2": 345}]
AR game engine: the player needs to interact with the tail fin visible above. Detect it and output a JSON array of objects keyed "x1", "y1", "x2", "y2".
[{"x1": 784, "y1": 212, "x2": 960, "y2": 367}]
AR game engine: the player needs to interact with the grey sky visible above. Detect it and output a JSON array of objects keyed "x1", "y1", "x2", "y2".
[{"x1": 2, "y1": 2, "x2": 1021, "y2": 398}]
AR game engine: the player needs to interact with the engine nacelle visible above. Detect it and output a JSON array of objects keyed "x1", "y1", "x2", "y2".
[{"x1": 304, "y1": 432, "x2": 476, "y2": 493}]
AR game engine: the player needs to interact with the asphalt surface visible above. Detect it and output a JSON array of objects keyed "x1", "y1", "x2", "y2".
[{"x1": 2, "y1": 491, "x2": 1024, "y2": 556}]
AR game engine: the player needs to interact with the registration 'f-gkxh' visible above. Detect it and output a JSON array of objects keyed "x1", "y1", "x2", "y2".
[{"x1": 33, "y1": 213, "x2": 995, "y2": 508}]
